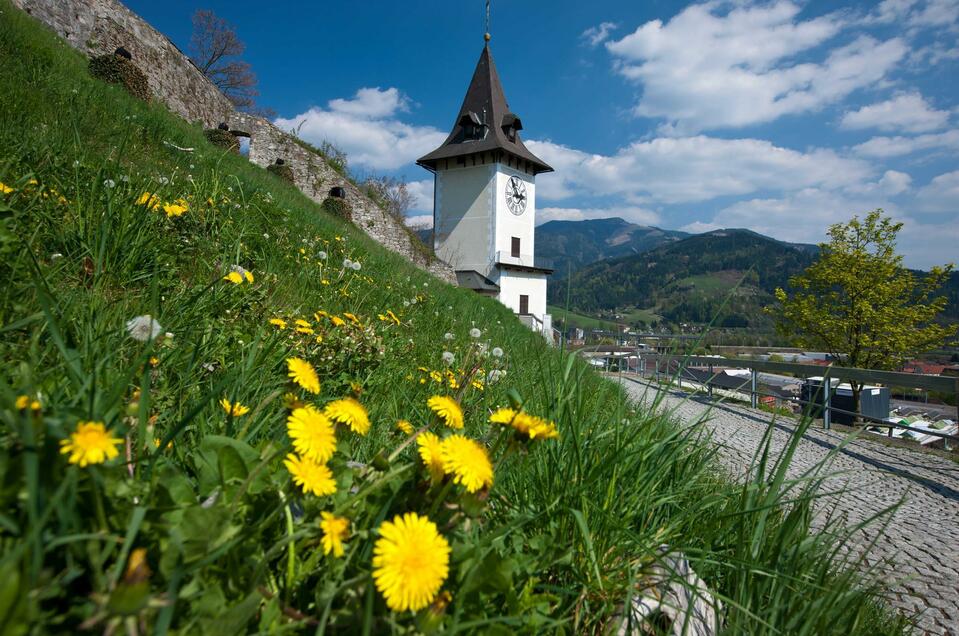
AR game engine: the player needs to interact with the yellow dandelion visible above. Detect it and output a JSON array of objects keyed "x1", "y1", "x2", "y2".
[
  {"x1": 220, "y1": 398, "x2": 250, "y2": 417},
  {"x1": 324, "y1": 397, "x2": 370, "y2": 435},
  {"x1": 282, "y1": 392, "x2": 303, "y2": 410},
  {"x1": 417, "y1": 432, "x2": 446, "y2": 483},
  {"x1": 286, "y1": 405, "x2": 336, "y2": 462},
  {"x1": 295, "y1": 319, "x2": 311, "y2": 328},
  {"x1": 15, "y1": 395, "x2": 30, "y2": 410},
  {"x1": 287, "y1": 357, "x2": 320, "y2": 394},
  {"x1": 427, "y1": 396, "x2": 464, "y2": 430},
  {"x1": 429, "y1": 371, "x2": 443, "y2": 383},
  {"x1": 314, "y1": 310, "x2": 330, "y2": 321},
  {"x1": 377, "y1": 313, "x2": 387, "y2": 322},
  {"x1": 372, "y1": 512, "x2": 450, "y2": 613},
  {"x1": 386, "y1": 310, "x2": 401, "y2": 325},
  {"x1": 244, "y1": 270, "x2": 254, "y2": 283},
  {"x1": 396, "y1": 419, "x2": 414, "y2": 435},
  {"x1": 136, "y1": 191, "x2": 160, "y2": 210},
  {"x1": 59, "y1": 421, "x2": 122, "y2": 467},
  {"x1": 490, "y1": 409, "x2": 559, "y2": 441},
  {"x1": 330, "y1": 315, "x2": 346, "y2": 327},
  {"x1": 0, "y1": 182, "x2": 14, "y2": 194},
  {"x1": 320, "y1": 512, "x2": 350, "y2": 557},
  {"x1": 224, "y1": 271, "x2": 244, "y2": 284},
  {"x1": 162, "y1": 198, "x2": 189, "y2": 218},
  {"x1": 269, "y1": 318, "x2": 288, "y2": 330},
  {"x1": 295, "y1": 326, "x2": 314, "y2": 335},
  {"x1": 284, "y1": 453, "x2": 336, "y2": 496},
  {"x1": 343, "y1": 312, "x2": 361, "y2": 325},
  {"x1": 471, "y1": 379, "x2": 484, "y2": 391},
  {"x1": 440, "y1": 434, "x2": 493, "y2": 493}
]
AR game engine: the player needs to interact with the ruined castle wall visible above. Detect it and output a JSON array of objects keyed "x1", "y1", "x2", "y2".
[{"x1": 12, "y1": 0, "x2": 455, "y2": 283}]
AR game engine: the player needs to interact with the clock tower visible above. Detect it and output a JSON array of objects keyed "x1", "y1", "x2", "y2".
[{"x1": 417, "y1": 41, "x2": 554, "y2": 340}]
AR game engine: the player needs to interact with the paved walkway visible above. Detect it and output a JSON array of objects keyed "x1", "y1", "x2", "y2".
[{"x1": 618, "y1": 376, "x2": 959, "y2": 635}]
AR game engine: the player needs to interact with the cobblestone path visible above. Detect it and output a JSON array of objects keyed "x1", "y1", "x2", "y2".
[{"x1": 618, "y1": 376, "x2": 959, "y2": 635}]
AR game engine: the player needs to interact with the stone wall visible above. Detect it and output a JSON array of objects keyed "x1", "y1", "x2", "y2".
[
  {"x1": 12, "y1": 0, "x2": 455, "y2": 283},
  {"x1": 12, "y1": 0, "x2": 233, "y2": 127}
]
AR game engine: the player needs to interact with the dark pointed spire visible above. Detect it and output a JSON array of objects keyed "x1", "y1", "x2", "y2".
[{"x1": 417, "y1": 45, "x2": 553, "y2": 174}]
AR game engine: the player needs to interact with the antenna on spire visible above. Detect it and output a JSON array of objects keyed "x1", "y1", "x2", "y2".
[{"x1": 484, "y1": 0, "x2": 491, "y2": 42}]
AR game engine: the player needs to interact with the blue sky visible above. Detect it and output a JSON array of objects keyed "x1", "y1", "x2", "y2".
[{"x1": 127, "y1": 0, "x2": 958, "y2": 269}]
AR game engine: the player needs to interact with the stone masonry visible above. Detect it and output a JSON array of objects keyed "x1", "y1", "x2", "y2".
[
  {"x1": 12, "y1": 0, "x2": 455, "y2": 284},
  {"x1": 619, "y1": 376, "x2": 959, "y2": 635}
]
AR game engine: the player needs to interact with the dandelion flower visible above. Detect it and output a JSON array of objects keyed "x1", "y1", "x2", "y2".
[
  {"x1": 224, "y1": 271, "x2": 244, "y2": 284},
  {"x1": 284, "y1": 453, "x2": 336, "y2": 496},
  {"x1": 126, "y1": 315, "x2": 163, "y2": 342},
  {"x1": 59, "y1": 421, "x2": 122, "y2": 467},
  {"x1": 343, "y1": 258, "x2": 353, "y2": 269},
  {"x1": 444, "y1": 332, "x2": 453, "y2": 341},
  {"x1": 220, "y1": 398, "x2": 250, "y2": 417},
  {"x1": 287, "y1": 357, "x2": 320, "y2": 394},
  {"x1": 427, "y1": 395, "x2": 463, "y2": 430},
  {"x1": 269, "y1": 318, "x2": 287, "y2": 330},
  {"x1": 324, "y1": 397, "x2": 370, "y2": 435},
  {"x1": 330, "y1": 315, "x2": 346, "y2": 327},
  {"x1": 103, "y1": 179, "x2": 116, "y2": 189},
  {"x1": 351, "y1": 261, "x2": 361, "y2": 271},
  {"x1": 440, "y1": 435, "x2": 493, "y2": 493},
  {"x1": 396, "y1": 419, "x2": 414, "y2": 435},
  {"x1": 491, "y1": 347, "x2": 504, "y2": 358},
  {"x1": 0, "y1": 182, "x2": 14, "y2": 194},
  {"x1": 417, "y1": 432, "x2": 446, "y2": 482},
  {"x1": 469, "y1": 328, "x2": 481, "y2": 338},
  {"x1": 343, "y1": 312, "x2": 361, "y2": 325},
  {"x1": 372, "y1": 512, "x2": 450, "y2": 612},
  {"x1": 287, "y1": 405, "x2": 336, "y2": 462},
  {"x1": 320, "y1": 512, "x2": 350, "y2": 557},
  {"x1": 162, "y1": 199, "x2": 189, "y2": 218},
  {"x1": 318, "y1": 250, "x2": 328, "y2": 260},
  {"x1": 441, "y1": 351, "x2": 455, "y2": 365},
  {"x1": 136, "y1": 192, "x2": 160, "y2": 210},
  {"x1": 386, "y1": 310, "x2": 401, "y2": 325},
  {"x1": 490, "y1": 409, "x2": 558, "y2": 440}
]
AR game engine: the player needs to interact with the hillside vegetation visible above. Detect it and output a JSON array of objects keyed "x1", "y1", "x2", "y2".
[
  {"x1": 553, "y1": 230, "x2": 820, "y2": 328},
  {"x1": 0, "y1": 5, "x2": 907, "y2": 634}
]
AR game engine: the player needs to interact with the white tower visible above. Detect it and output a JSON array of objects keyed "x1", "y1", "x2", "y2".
[{"x1": 417, "y1": 42, "x2": 554, "y2": 339}]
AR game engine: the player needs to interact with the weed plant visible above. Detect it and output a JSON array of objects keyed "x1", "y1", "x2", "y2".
[{"x1": 0, "y1": 4, "x2": 909, "y2": 634}]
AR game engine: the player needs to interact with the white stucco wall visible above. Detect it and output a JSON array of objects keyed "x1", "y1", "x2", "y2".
[
  {"x1": 434, "y1": 165, "x2": 494, "y2": 271},
  {"x1": 496, "y1": 270, "x2": 547, "y2": 318},
  {"x1": 493, "y1": 167, "x2": 536, "y2": 262}
]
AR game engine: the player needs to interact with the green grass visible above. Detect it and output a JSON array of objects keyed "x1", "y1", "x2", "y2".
[
  {"x1": 548, "y1": 305, "x2": 621, "y2": 331},
  {"x1": 0, "y1": 4, "x2": 911, "y2": 634}
]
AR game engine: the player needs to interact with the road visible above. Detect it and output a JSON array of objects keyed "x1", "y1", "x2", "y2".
[{"x1": 618, "y1": 376, "x2": 959, "y2": 635}]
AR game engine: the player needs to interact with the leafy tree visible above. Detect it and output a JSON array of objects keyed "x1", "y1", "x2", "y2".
[
  {"x1": 770, "y1": 210, "x2": 956, "y2": 415},
  {"x1": 189, "y1": 9, "x2": 272, "y2": 116}
]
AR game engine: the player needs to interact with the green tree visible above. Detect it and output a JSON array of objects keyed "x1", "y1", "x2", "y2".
[{"x1": 770, "y1": 210, "x2": 956, "y2": 415}]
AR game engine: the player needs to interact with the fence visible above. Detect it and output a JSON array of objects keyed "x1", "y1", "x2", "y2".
[{"x1": 605, "y1": 352, "x2": 959, "y2": 445}]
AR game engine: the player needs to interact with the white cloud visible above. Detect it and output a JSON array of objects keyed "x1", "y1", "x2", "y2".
[
  {"x1": 840, "y1": 93, "x2": 950, "y2": 133},
  {"x1": 405, "y1": 179, "x2": 434, "y2": 212},
  {"x1": 605, "y1": 1, "x2": 907, "y2": 131},
  {"x1": 581, "y1": 21, "x2": 619, "y2": 47},
  {"x1": 528, "y1": 136, "x2": 874, "y2": 205},
  {"x1": 844, "y1": 170, "x2": 913, "y2": 196},
  {"x1": 404, "y1": 214, "x2": 433, "y2": 229},
  {"x1": 537, "y1": 206, "x2": 661, "y2": 226},
  {"x1": 914, "y1": 170, "x2": 959, "y2": 212},
  {"x1": 852, "y1": 129, "x2": 959, "y2": 157},
  {"x1": 868, "y1": 0, "x2": 959, "y2": 29},
  {"x1": 274, "y1": 87, "x2": 447, "y2": 171}
]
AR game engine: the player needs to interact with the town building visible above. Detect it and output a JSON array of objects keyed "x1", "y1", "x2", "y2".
[{"x1": 417, "y1": 37, "x2": 554, "y2": 340}]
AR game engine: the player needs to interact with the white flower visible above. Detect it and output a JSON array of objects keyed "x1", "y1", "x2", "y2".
[
  {"x1": 230, "y1": 264, "x2": 250, "y2": 278},
  {"x1": 403, "y1": 300, "x2": 410, "y2": 307},
  {"x1": 423, "y1": 282, "x2": 428, "y2": 287},
  {"x1": 343, "y1": 258, "x2": 353, "y2": 269},
  {"x1": 469, "y1": 328, "x2": 482, "y2": 338},
  {"x1": 51, "y1": 253, "x2": 63, "y2": 260},
  {"x1": 103, "y1": 179, "x2": 115, "y2": 188},
  {"x1": 233, "y1": 203, "x2": 240, "y2": 209},
  {"x1": 317, "y1": 251, "x2": 327, "y2": 260},
  {"x1": 444, "y1": 332, "x2": 454, "y2": 340},
  {"x1": 189, "y1": 164, "x2": 195, "y2": 169},
  {"x1": 72, "y1": 160, "x2": 79, "y2": 167},
  {"x1": 441, "y1": 351, "x2": 455, "y2": 365},
  {"x1": 126, "y1": 315, "x2": 163, "y2": 342},
  {"x1": 492, "y1": 347, "x2": 504, "y2": 358},
  {"x1": 120, "y1": 175, "x2": 129, "y2": 183},
  {"x1": 164, "y1": 332, "x2": 174, "y2": 340},
  {"x1": 351, "y1": 261, "x2": 361, "y2": 271},
  {"x1": 158, "y1": 176, "x2": 169, "y2": 185},
  {"x1": 263, "y1": 233, "x2": 270, "y2": 239},
  {"x1": 410, "y1": 298, "x2": 417, "y2": 305},
  {"x1": 487, "y1": 369, "x2": 506, "y2": 383}
]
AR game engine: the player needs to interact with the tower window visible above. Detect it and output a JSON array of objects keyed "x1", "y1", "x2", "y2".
[
  {"x1": 501, "y1": 113, "x2": 523, "y2": 143},
  {"x1": 511, "y1": 237, "x2": 521, "y2": 257},
  {"x1": 458, "y1": 111, "x2": 484, "y2": 141}
]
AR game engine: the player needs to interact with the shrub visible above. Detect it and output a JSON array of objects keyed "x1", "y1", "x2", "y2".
[
  {"x1": 267, "y1": 160, "x2": 294, "y2": 184},
  {"x1": 322, "y1": 196, "x2": 352, "y2": 222},
  {"x1": 203, "y1": 128, "x2": 240, "y2": 153},
  {"x1": 88, "y1": 53, "x2": 150, "y2": 101}
]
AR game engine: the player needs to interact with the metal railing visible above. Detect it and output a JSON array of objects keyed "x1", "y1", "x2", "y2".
[{"x1": 601, "y1": 352, "x2": 959, "y2": 445}]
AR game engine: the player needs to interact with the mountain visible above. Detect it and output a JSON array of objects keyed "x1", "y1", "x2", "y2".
[
  {"x1": 536, "y1": 218, "x2": 689, "y2": 278},
  {"x1": 552, "y1": 229, "x2": 818, "y2": 328}
]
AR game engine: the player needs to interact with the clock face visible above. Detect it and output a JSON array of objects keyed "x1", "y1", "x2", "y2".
[{"x1": 505, "y1": 176, "x2": 527, "y2": 216}]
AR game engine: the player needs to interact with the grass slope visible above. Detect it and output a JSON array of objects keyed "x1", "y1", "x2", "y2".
[{"x1": 0, "y1": 5, "x2": 907, "y2": 634}]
